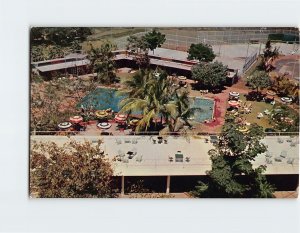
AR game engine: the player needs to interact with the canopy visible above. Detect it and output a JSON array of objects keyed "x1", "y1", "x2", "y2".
[
  {"x1": 229, "y1": 92, "x2": 240, "y2": 97},
  {"x1": 97, "y1": 122, "x2": 112, "y2": 129},
  {"x1": 58, "y1": 122, "x2": 72, "y2": 129},
  {"x1": 130, "y1": 119, "x2": 139, "y2": 125},
  {"x1": 281, "y1": 97, "x2": 292, "y2": 103},
  {"x1": 115, "y1": 114, "x2": 127, "y2": 123},
  {"x1": 69, "y1": 116, "x2": 83, "y2": 124},
  {"x1": 95, "y1": 110, "x2": 108, "y2": 118},
  {"x1": 266, "y1": 90, "x2": 276, "y2": 96},
  {"x1": 178, "y1": 76, "x2": 187, "y2": 80},
  {"x1": 228, "y1": 100, "x2": 240, "y2": 108}
]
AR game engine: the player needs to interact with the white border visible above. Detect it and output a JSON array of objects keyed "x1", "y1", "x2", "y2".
[{"x1": 0, "y1": 0, "x2": 299, "y2": 232}]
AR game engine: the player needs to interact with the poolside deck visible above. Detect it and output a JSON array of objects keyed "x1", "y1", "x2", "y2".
[{"x1": 31, "y1": 135, "x2": 299, "y2": 176}]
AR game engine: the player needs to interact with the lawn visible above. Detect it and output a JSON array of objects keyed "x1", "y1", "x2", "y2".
[{"x1": 238, "y1": 95, "x2": 274, "y2": 129}]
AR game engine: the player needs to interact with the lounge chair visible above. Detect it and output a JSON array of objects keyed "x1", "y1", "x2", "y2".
[
  {"x1": 132, "y1": 138, "x2": 138, "y2": 144},
  {"x1": 124, "y1": 138, "x2": 131, "y2": 143},
  {"x1": 168, "y1": 156, "x2": 173, "y2": 162},
  {"x1": 117, "y1": 150, "x2": 125, "y2": 158},
  {"x1": 115, "y1": 138, "x2": 122, "y2": 145},
  {"x1": 287, "y1": 158, "x2": 295, "y2": 165},
  {"x1": 277, "y1": 138, "x2": 284, "y2": 143},
  {"x1": 122, "y1": 158, "x2": 129, "y2": 163},
  {"x1": 274, "y1": 157, "x2": 282, "y2": 162},
  {"x1": 280, "y1": 150, "x2": 287, "y2": 158},
  {"x1": 164, "y1": 139, "x2": 168, "y2": 144},
  {"x1": 136, "y1": 155, "x2": 143, "y2": 162},
  {"x1": 290, "y1": 141, "x2": 296, "y2": 147},
  {"x1": 131, "y1": 148, "x2": 137, "y2": 156},
  {"x1": 265, "y1": 151, "x2": 272, "y2": 158},
  {"x1": 266, "y1": 158, "x2": 273, "y2": 164}
]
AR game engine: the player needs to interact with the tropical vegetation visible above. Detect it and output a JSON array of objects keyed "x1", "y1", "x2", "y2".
[
  {"x1": 118, "y1": 69, "x2": 192, "y2": 132},
  {"x1": 191, "y1": 61, "x2": 228, "y2": 90},
  {"x1": 88, "y1": 42, "x2": 117, "y2": 84},
  {"x1": 247, "y1": 70, "x2": 271, "y2": 93},
  {"x1": 30, "y1": 140, "x2": 117, "y2": 198},
  {"x1": 192, "y1": 117, "x2": 275, "y2": 198},
  {"x1": 187, "y1": 43, "x2": 216, "y2": 62}
]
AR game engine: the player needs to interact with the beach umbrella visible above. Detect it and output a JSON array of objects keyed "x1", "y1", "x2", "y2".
[
  {"x1": 229, "y1": 92, "x2": 240, "y2": 98},
  {"x1": 129, "y1": 119, "x2": 139, "y2": 126},
  {"x1": 58, "y1": 122, "x2": 72, "y2": 129},
  {"x1": 228, "y1": 100, "x2": 240, "y2": 108},
  {"x1": 95, "y1": 110, "x2": 108, "y2": 118},
  {"x1": 266, "y1": 90, "x2": 276, "y2": 96},
  {"x1": 281, "y1": 97, "x2": 292, "y2": 103},
  {"x1": 97, "y1": 122, "x2": 112, "y2": 130},
  {"x1": 178, "y1": 76, "x2": 187, "y2": 80},
  {"x1": 115, "y1": 114, "x2": 127, "y2": 123},
  {"x1": 69, "y1": 116, "x2": 83, "y2": 124}
]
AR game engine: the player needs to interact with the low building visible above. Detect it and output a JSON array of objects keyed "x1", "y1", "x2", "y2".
[
  {"x1": 31, "y1": 135, "x2": 299, "y2": 194},
  {"x1": 31, "y1": 53, "x2": 90, "y2": 78}
]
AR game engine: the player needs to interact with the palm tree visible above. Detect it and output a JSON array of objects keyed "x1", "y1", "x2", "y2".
[
  {"x1": 118, "y1": 69, "x2": 151, "y2": 98},
  {"x1": 118, "y1": 69, "x2": 191, "y2": 132},
  {"x1": 88, "y1": 42, "x2": 117, "y2": 84}
]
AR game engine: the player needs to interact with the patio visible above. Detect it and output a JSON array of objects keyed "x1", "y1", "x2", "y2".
[{"x1": 31, "y1": 135, "x2": 299, "y2": 176}]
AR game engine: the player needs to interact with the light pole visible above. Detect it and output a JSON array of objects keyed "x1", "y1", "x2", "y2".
[{"x1": 258, "y1": 27, "x2": 267, "y2": 55}]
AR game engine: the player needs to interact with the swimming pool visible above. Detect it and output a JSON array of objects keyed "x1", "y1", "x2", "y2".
[{"x1": 78, "y1": 88, "x2": 214, "y2": 122}]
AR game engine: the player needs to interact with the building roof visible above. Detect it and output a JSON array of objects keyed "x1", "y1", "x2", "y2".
[
  {"x1": 31, "y1": 135, "x2": 299, "y2": 176},
  {"x1": 35, "y1": 59, "x2": 90, "y2": 72},
  {"x1": 31, "y1": 53, "x2": 88, "y2": 66}
]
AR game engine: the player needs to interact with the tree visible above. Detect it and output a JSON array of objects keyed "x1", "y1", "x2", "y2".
[
  {"x1": 143, "y1": 29, "x2": 166, "y2": 54},
  {"x1": 271, "y1": 72, "x2": 298, "y2": 98},
  {"x1": 119, "y1": 69, "x2": 191, "y2": 132},
  {"x1": 31, "y1": 27, "x2": 92, "y2": 46},
  {"x1": 192, "y1": 121, "x2": 275, "y2": 198},
  {"x1": 88, "y1": 42, "x2": 117, "y2": 84},
  {"x1": 261, "y1": 40, "x2": 279, "y2": 71},
  {"x1": 30, "y1": 140, "x2": 118, "y2": 198},
  {"x1": 126, "y1": 35, "x2": 148, "y2": 53},
  {"x1": 270, "y1": 105, "x2": 299, "y2": 132},
  {"x1": 187, "y1": 43, "x2": 216, "y2": 62},
  {"x1": 191, "y1": 61, "x2": 228, "y2": 90},
  {"x1": 126, "y1": 35, "x2": 150, "y2": 69},
  {"x1": 30, "y1": 77, "x2": 97, "y2": 132},
  {"x1": 247, "y1": 71, "x2": 271, "y2": 93}
]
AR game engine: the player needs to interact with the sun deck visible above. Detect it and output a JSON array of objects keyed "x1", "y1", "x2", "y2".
[{"x1": 31, "y1": 135, "x2": 299, "y2": 176}]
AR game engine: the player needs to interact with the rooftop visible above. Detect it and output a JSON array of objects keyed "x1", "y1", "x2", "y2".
[
  {"x1": 31, "y1": 135, "x2": 299, "y2": 176},
  {"x1": 34, "y1": 59, "x2": 90, "y2": 72}
]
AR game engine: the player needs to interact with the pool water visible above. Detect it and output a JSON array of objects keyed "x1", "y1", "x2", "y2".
[{"x1": 78, "y1": 88, "x2": 214, "y2": 122}]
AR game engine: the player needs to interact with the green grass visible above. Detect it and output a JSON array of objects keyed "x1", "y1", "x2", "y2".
[{"x1": 238, "y1": 95, "x2": 274, "y2": 129}]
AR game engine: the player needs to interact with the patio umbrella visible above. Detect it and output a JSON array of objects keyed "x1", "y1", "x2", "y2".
[
  {"x1": 266, "y1": 90, "x2": 276, "y2": 96},
  {"x1": 178, "y1": 76, "x2": 187, "y2": 80},
  {"x1": 95, "y1": 110, "x2": 108, "y2": 118},
  {"x1": 115, "y1": 114, "x2": 127, "y2": 123},
  {"x1": 97, "y1": 122, "x2": 112, "y2": 129},
  {"x1": 281, "y1": 97, "x2": 292, "y2": 103},
  {"x1": 69, "y1": 116, "x2": 83, "y2": 124},
  {"x1": 58, "y1": 122, "x2": 72, "y2": 129},
  {"x1": 229, "y1": 92, "x2": 240, "y2": 97},
  {"x1": 228, "y1": 100, "x2": 240, "y2": 108},
  {"x1": 129, "y1": 119, "x2": 139, "y2": 126}
]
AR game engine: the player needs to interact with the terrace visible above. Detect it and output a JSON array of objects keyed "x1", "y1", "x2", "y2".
[{"x1": 31, "y1": 135, "x2": 299, "y2": 177}]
